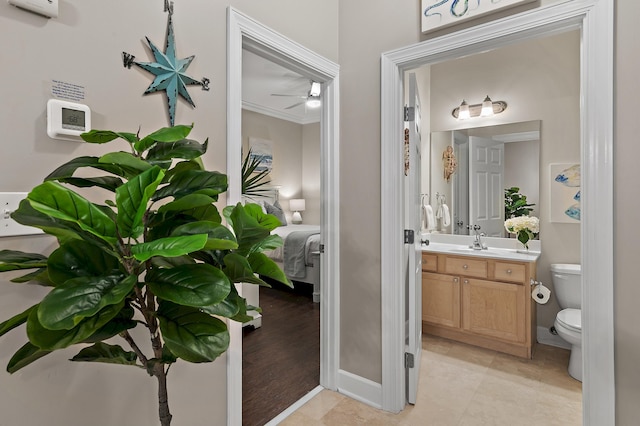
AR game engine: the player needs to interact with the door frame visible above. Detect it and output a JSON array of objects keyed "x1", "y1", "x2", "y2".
[
  {"x1": 226, "y1": 7, "x2": 341, "y2": 425},
  {"x1": 380, "y1": 1, "x2": 614, "y2": 424}
]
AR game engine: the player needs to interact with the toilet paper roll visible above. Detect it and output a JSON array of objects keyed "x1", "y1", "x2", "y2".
[{"x1": 532, "y1": 284, "x2": 551, "y2": 304}]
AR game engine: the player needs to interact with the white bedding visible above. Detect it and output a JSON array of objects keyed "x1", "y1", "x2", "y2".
[{"x1": 269, "y1": 224, "x2": 321, "y2": 265}]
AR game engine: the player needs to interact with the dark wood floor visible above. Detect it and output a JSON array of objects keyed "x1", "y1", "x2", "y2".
[{"x1": 242, "y1": 282, "x2": 320, "y2": 426}]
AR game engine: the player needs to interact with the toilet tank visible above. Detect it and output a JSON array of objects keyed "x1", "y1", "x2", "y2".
[{"x1": 551, "y1": 264, "x2": 581, "y2": 309}]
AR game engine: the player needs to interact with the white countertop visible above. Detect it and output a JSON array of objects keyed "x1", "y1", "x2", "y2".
[{"x1": 418, "y1": 233, "x2": 541, "y2": 262}]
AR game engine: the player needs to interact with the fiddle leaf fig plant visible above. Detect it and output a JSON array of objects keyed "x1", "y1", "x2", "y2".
[{"x1": 0, "y1": 124, "x2": 291, "y2": 426}]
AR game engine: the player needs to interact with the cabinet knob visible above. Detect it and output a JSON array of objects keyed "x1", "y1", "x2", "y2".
[
  {"x1": 507, "y1": 269, "x2": 512, "y2": 274},
  {"x1": 463, "y1": 264, "x2": 468, "y2": 270},
  {"x1": 453, "y1": 277, "x2": 459, "y2": 283},
  {"x1": 464, "y1": 279, "x2": 469, "y2": 284}
]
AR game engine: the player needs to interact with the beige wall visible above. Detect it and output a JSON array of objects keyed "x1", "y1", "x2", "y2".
[
  {"x1": 615, "y1": 1, "x2": 640, "y2": 424},
  {"x1": 428, "y1": 30, "x2": 581, "y2": 327},
  {"x1": 0, "y1": 1, "x2": 338, "y2": 424},
  {"x1": 302, "y1": 122, "x2": 321, "y2": 225}
]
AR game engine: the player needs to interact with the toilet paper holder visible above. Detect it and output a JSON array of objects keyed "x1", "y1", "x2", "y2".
[{"x1": 531, "y1": 279, "x2": 551, "y2": 303}]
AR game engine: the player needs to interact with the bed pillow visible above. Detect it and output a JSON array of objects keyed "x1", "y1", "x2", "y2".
[{"x1": 265, "y1": 200, "x2": 287, "y2": 226}]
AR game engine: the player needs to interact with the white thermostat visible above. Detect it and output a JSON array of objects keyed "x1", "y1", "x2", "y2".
[
  {"x1": 8, "y1": 0, "x2": 58, "y2": 19},
  {"x1": 46, "y1": 99, "x2": 91, "y2": 142}
]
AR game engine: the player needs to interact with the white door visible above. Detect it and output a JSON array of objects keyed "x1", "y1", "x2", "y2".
[
  {"x1": 405, "y1": 73, "x2": 422, "y2": 405},
  {"x1": 452, "y1": 134, "x2": 469, "y2": 235},
  {"x1": 468, "y1": 136, "x2": 504, "y2": 237}
]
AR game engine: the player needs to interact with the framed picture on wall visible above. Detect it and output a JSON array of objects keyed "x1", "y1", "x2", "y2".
[
  {"x1": 421, "y1": 0, "x2": 537, "y2": 34},
  {"x1": 248, "y1": 137, "x2": 273, "y2": 172},
  {"x1": 549, "y1": 163, "x2": 581, "y2": 223}
]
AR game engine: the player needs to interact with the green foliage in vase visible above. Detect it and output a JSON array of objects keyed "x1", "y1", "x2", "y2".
[
  {"x1": 0, "y1": 124, "x2": 291, "y2": 426},
  {"x1": 504, "y1": 186, "x2": 535, "y2": 219}
]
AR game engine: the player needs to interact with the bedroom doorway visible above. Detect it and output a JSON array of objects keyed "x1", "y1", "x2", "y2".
[{"x1": 226, "y1": 7, "x2": 340, "y2": 426}]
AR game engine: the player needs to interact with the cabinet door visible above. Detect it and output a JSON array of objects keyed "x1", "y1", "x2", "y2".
[
  {"x1": 422, "y1": 272, "x2": 460, "y2": 328},
  {"x1": 462, "y1": 278, "x2": 525, "y2": 343}
]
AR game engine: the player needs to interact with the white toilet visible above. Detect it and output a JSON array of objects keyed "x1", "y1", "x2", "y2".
[{"x1": 551, "y1": 263, "x2": 582, "y2": 381}]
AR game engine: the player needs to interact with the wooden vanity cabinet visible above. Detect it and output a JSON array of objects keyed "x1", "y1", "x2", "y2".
[{"x1": 421, "y1": 252, "x2": 537, "y2": 358}]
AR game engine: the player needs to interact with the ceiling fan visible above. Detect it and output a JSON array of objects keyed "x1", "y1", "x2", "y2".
[{"x1": 271, "y1": 81, "x2": 322, "y2": 110}]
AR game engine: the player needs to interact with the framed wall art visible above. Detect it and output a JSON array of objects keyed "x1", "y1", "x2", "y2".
[
  {"x1": 549, "y1": 163, "x2": 581, "y2": 223},
  {"x1": 421, "y1": 0, "x2": 537, "y2": 34}
]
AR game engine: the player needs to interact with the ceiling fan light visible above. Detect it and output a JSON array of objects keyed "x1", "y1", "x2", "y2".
[
  {"x1": 306, "y1": 96, "x2": 321, "y2": 108},
  {"x1": 309, "y1": 81, "x2": 321, "y2": 97}
]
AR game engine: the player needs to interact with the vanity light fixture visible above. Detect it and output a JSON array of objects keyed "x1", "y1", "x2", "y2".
[
  {"x1": 306, "y1": 81, "x2": 322, "y2": 108},
  {"x1": 452, "y1": 96, "x2": 507, "y2": 119}
]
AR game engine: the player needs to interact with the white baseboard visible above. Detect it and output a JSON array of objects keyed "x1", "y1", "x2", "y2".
[
  {"x1": 537, "y1": 326, "x2": 571, "y2": 350},
  {"x1": 337, "y1": 369, "x2": 382, "y2": 409}
]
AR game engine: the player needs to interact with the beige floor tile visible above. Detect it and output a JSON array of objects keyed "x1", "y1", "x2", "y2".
[
  {"x1": 282, "y1": 338, "x2": 582, "y2": 426},
  {"x1": 296, "y1": 389, "x2": 346, "y2": 420}
]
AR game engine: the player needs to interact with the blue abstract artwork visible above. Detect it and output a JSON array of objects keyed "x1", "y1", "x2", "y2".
[
  {"x1": 421, "y1": 0, "x2": 536, "y2": 33},
  {"x1": 550, "y1": 163, "x2": 581, "y2": 223}
]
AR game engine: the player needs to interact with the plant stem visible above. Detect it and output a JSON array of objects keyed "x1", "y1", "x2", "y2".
[{"x1": 155, "y1": 364, "x2": 172, "y2": 426}]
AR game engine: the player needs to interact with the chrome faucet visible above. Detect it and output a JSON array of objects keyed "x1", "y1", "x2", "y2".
[{"x1": 468, "y1": 225, "x2": 487, "y2": 250}]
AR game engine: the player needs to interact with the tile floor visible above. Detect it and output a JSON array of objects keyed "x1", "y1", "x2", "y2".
[{"x1": 280, "y1": 335, "x2": 582, "y2": 425}]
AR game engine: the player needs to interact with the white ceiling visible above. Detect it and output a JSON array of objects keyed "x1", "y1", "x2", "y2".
[{"x1": 242, "y1": 49, "x2": 321, "y2": 125}]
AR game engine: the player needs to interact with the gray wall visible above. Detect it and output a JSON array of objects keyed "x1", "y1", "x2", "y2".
[{"x1": 0, "y1": 1, "x2": 337, "y2": 425}]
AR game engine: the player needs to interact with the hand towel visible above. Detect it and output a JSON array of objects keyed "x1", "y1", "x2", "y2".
[
  {"x1": 441, "y1": 204, "x2": 451, "y2": 227},
  {"x1": 422, "y1": 204, "x2": 435, "y2": 232}
]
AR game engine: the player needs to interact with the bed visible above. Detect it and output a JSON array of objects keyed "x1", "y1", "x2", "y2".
[{"x1": 268, "y1": 224, "x2": 321, "y2": 303}]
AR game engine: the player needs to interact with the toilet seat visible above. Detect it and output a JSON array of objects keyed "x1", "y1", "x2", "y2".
[{"x1": 557, "y1": 308, "x2": 581, "y2": 332}]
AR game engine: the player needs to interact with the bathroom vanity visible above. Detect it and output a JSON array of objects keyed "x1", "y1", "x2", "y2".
[{"x1": 421, "y1": 244, "x2": 538, "y2": 358}]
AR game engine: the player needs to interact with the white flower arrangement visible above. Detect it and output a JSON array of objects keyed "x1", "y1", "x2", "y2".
[{"x1": 504, "y1": 216, "x2": 539, "y2": 249}]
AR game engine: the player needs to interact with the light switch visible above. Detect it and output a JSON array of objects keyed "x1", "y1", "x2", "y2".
[{"x1": 0, "y1": 193, "x2": 43, "y2": 237}]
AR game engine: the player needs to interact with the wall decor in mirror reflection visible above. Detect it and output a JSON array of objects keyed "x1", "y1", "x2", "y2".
[
  {"x1": 549, "y1": 163, "x2": 581, "y2": 223},
  {"x1": 421, "y1": 0, "x2": 537, "y2": 34}
]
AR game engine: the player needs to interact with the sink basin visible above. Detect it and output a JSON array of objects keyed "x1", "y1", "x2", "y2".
[{"x1": 449, "y1": 247, "x2": 513, "y2": 255}]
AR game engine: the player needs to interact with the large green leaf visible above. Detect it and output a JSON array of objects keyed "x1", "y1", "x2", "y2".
[
  {"x1": 116, "y1": 166, "x2": 164, "y2": 238},
  {"x1": 171, "y1": 221, "x2": 238, "y2": 251},
  {"x1": 70, "y1": 342, "x2": 138, "y2": 366},
  {"x1": 147, "y1": 138, "x2": 208, "y2": 162},
  {"x1": 250, "y1": 234, "x2": 284, "y2": 254},
  {"x1": 80, "y1": 130, "x2": 137, "y2": 144},
  {"x1": 147, "y1": 264, "x2": 231, "y2": 307},
  {"x1": 83, "y1": 306, "x2": 136, "y2": 343},
  {"x1": 7, "y1": 342, "x2": 52, "y2": 373},
  {"x1": 38, "y1": 275, "x2": 136, "y2": 330},
  {"x1": 162, "y1": 160, "x2": 204, "y2": 183},
  {"x1": 130, "y1": 234, "x2": 208, "y2": 262},
  {"x1": 157, "y1": 194, "x2": 216, "y2": 214},
  {"x1": 200, "y1": 285, "x2": 252, "y2": 322},
  {"x1": 0, "y1": 250, "x2": 47, "y2": 272},
  {"x1": 154, "y1": 170, "x2": 227, "y2": 201},
  {"x1": 99, "y1": 152, "x2": 152, "y2": 175},
  {"x1": 27, "y1": 182, "x2": 117, "y2": 245},
  {"x1": 248, "y1": 252, "x2": 292, "y2": 287},
  {"x1": 224, "y1": 203, "x2": 272, "y2": 255},
  {"x1": 157, "y1": 301, "x2": 229, "y2": 363},
  {"x1": 222, "y1": 253, "x2": 268, "y2": 285},
  {"x1": 45, "y1": 156, "x2": 134, "y2": 181},
  {"x1": 55, "y1": 176, "x2": 124, "y2": 192},
  {"x1": 135, "y1": 124, "x2": 194, "y2": 152},
  {"x1": 0, "y1": 305, "x2": 38, "y2": 337},
  {"x1": 47, "y1": 240, "x2": 120, "y2": 286},
  {"x1": 27, "y1": 302, "x2": 124, "y2": 350},
  {"x1": 10, "y1": 268, "x2": 53, "y2": 286}
]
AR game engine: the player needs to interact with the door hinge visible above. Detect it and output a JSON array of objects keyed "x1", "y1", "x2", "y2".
[
  {"x1": 405, "y1": 352, "x2": 415, "y2": 369},
  {"x1": 319, "y1": 244, "x2": 325, "y2": 253},
  {"x1": 404, "y1": 106, "x2": 415, "y2": 122},
  {"x1": 404, "y1": 229, "x2": 415, "y2": 244}
]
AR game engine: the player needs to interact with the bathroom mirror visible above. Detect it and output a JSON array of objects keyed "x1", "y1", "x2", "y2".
[{"x1": 427, "y1": 120, "x2": 540, "y2": 238}]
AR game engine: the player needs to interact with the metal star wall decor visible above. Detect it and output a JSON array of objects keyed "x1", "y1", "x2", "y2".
[{"x1": 122, "y1": 1, "x2": 209, "y2": 126}]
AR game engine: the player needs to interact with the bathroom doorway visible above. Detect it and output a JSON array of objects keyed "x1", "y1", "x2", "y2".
[{"x1": 380, "y1": 1, "x2": 614, "y2": 423}]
